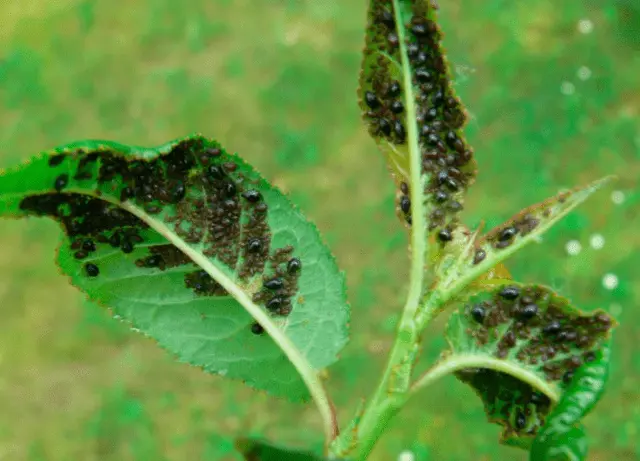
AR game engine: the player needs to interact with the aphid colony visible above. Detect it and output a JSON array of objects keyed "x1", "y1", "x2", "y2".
[
  {"x1": 455, "y1": 367, "x2": 551, "y2": 438},
  {"x1": 25, "y1": 138, "x2": 305, "y2": 335},
  {"x1": 470, "y1": 212, "x2": 542, "y2": 265},
  {"x1": 463, "y1": 284, "x2": 612, "y2": 385},
  {"x1": 361, "y1": 1, "x2": 475, "y2": 240}
]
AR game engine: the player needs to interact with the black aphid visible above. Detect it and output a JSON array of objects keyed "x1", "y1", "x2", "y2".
[
  {"x1": 378, "y1": 118, "x2": 391, "y2": 136},
  {"x1": 207, "y1": 165, "x2": 225, "y2": 180},
  {"x1": 287, "y1": 257, "x2": 302, "y2": 274},
  {"x1": 499, "y1": 226, "x2": 518, "y2": 242},
  {"x1": 109, "y1": 233, "x2": 121, "y2": 248},
  {"x1": 424, "y1": 107, "x2": 438, "y2": 121},
  {"x1": 519, "y1": 303, "x2": 538, "y2": 320},
  {"x1": 438, "y1": 228, "x2": 452, "y2": 242},
  {"x1": 407, "y1": 43, "x2": 419, "y2": 57},
  {"x1": 543, "y1": 321, "x2": 562, "y2": 335},
  {"x1": 82, "y1": 239, "x2": 96, "y2": 252},
  {"x1": 251, "y1": 322, "x2": 265, "y2": 335},
  {"x1": 120, "y1": 186, "x2": 133, "y2": 202},
  {"x1": 400, "y1": 182, "x2": 409, "y2": 194},
  {"x1": 223, "y1": 162, "x2": 237, "y2": 172},
  {"x1": 434, "y1": 190, "x2": 449, "y2": 203},
  {"x1": 54, "y1": 174, "x2": 69, "y2": 192},
  {"x1": 224, "y1": 182, "x2": 237, "y2": 197},
  {"x1": 394, "y1": 120, "x2": 405, "y2": 140},
  {"x1": 400, "y1": 195, "x2": 411, "y2": 213},
  {"x1": 264, "y1": 278, "x2": 284, "y2": 290},
  {"x1": 266, "y1": 296, "x2": 283, "y2": 311},
  {"x1": 85, "y1": 263, "x2": 100, "y2": 277},
  {"x1": 242, "y1": 190, "x2": 262, "y2": 203},
  {"x1": 415, "y1": 68, "x2": 432, "y2": 83},
  {"x1": 471, "y1": 304, "x2": 485, "y2": 323},
  {"x1": 387, "y1": 33, "x2": 399, "y2": 48},
  {"x1": 170, "y1": 182, "x2": 186, "y2": 202},
  {"x1": 364, "y1": 91, "x2": 380, "y2": 109},
  {"x1": 390, "y1": 101, "x2": 404, "y2": 114},
  {"x1": 48, "y1": 154, "x2": 65, "y2": 167},
  {"x1": 473, "y1": 249, "x2": 486, "y2": 265},
  {"x1": 411, "y1": 22, "x2": 428, "y2": 36},
  {"x1": 74, "y1": 250, "x2": 88, "y2": 260},
  {"x1": 121, "y1": 238, "x2": 134, "y2": 254},
  {"x1": 255, "y1": 203, "x2": 268, "y2": 213},
  {"x1": 145, "y1": 255, "x2": 163, "y2": 268},
  {"x1": 206, "y1": 147, "x2": 222, "y2": 157},
  {"x1": 498, "y1": 286, "x2": 520, "y2": 300},
  {"x1": 247, "y1": 238, "x2": 262, "y2": 253},
  {"x1": 388, "y1": 81, "x2": 401, "y2": 97}
]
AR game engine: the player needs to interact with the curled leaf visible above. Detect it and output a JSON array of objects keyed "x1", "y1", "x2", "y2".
[
  {"x1": 442, "y1": 283, "x2": 615, "y2": 448},
  {"x1": 530, "y1": 343, "x2": 611, "y2": 461},
  {"x1": 0, "y1": 134, "x2": 350, "y2": 401},
  {"x1": 359, "y1": 0, "x2": 477, "y2": 261}
]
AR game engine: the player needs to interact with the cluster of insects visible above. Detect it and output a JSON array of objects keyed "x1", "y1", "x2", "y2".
[
  {"x1": 20, "y1": 138, "x2": 305, "y2": 335},
  {"x1": 456, "y1": 367, "x2": 552, "y2": 436},
  {"x1": 464, "y1": 285, "x2": 612, "y2": 384},
  {"x1": 361, "y1": 1, "x2": 475, "y2": 241}
]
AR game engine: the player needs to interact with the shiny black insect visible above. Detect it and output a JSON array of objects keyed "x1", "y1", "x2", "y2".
[
  {"x1": 473, "y1": 249, "x2": 486, "y2": 265},
  {"x1": 242, "y1": 190, "x2": 262, "y2": 203},
  {"x1": 121, "y1": 238, "x2": 134, "y2": 254},
  {"x1": 207, "y1": 165, "x2": 225, "y2": 180},
  {"x1": 247, "y1": 238, "x2": 262, "y2": 253},
  {"x1": 264, "y1": 278, "x2": 284, "y2": 290},
  {"x1": 170, "y1": 182, "x2": 186, "y2": 202},
  {"x1": 287, "y1": 257, "x2": 302, "y2": 274},
  {"x1": 54, "y1": 174, "x2": 69, "y2": 192},
  {"x1": 471, "y1": 304, "x2": 485, "y2": 323},
  {"x1": 390, "y1": 101, "x2": 404, "y2": 114},
  {"x1": 400, "y1": 196, "x2": 411, "y2": 213},
  {"x1": 415, "y1": 68, "x2": 432, "y2": 83},
  {"x1": 364, "y1": 91, "x2": 380, "y2": 109},
  {"x1": 499, "y1": 226, "x2": 518, "y2": 242},
  {"x1": 378, "y1": 118, "x2": 391, "y2": 136},
  {"x1": 85, "y1": 263, "x2": 100, "y2": 277},
  {"x1": 266, "y1": 296, "x2": 283, "y2": 311},
  {"x1": 543, "y1": 321, "x2": 562, "y2": 335},
  {"x1": 251, "y1": 322, "x2": 265, "y2": 335},
  {"x1": 498, "y1": 286, "x2": 520, "y2": 300},
  {"x1": 519, "y1": 303, "x2": 538, "y2": 320},
  {"x1": 387, "y1": 81, "x2": 401, "y2": 97},
  {"x1": 438, "y1": 228, "x2": 452, "y2": 242},
  {"x1": 82, "y1": 239, "x2": 96, "y2": 252},
  {"x1": 48, "y1": 154, "x2": 65, "y2": 167},
  {"x1": 224, "y1": 182, "x2": 237, "y2": 197}
]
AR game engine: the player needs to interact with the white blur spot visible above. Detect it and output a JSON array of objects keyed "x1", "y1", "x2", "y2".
[
  {"x1": 577, "y1": 66, "x2": 592, "y2": 81},
  {"x1": 602, "y1": 273, "x2": 619, "y2": 290},
  {"x1": 561, "y1": 81, "x2": 576, "y2": 95},
  {"x1": 578, "y1": 19, "x2": 594, "y2": 34},
  {"x1": 565, "y1": 240, "x2": 582, "y2": 256},
  {"x1": 397, "y1": 451, "x2": 416, "y2": 461},
  {"x1": 533, "y1": 235, "x2": 544, "y2": 244},
  {"x1": 611, "y1": 190, "x2": 625, "y2": 205},
  {"x1": 590, "y1": 234, "x2": 605, "y2": 250},
  {"x1": 609, "y1": 303, "x2": 622, "y2": 317}
]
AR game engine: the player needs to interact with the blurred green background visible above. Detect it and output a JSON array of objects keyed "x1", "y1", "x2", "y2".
[{"x1": 0, "y1": 0, "x2": 638, "y2": 460}]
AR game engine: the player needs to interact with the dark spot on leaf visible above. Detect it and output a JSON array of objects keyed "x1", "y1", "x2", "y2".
[{"x1": 85, "y1": 263, "x2": 99, "y2": 277}]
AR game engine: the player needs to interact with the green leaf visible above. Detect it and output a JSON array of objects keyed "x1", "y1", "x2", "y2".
[
  {"x1": 358, "y1": 0, "x2": 477, "y2": 267},
  {"x1": 441, "y1": 283, "x2": 615, "y2": 448},
  {"x1": 235, "y1": 438, "x2": 341, "y2": 461},
  {"x1": 438, "y1": 177, "x2": 613, "y2": 301},
  {"x1": 0, "y1": 134, "x2": 349, "y2": 401},
  {"x1": 530, "y1": 343, "x2": 611, "y2": 461}
]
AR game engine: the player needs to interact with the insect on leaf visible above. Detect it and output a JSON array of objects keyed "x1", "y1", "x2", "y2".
[
  {"x1": 442, "y1": 282, "x2": 615, "y2": 449},
  {"x1": 530, "y1": 343, "x2": 611, "y2": 461},
  {"x1": 0, "y1": 134, "x2": 350, "y2": 401},
  {"x1": 440, "y1": 177, "x2": 613, "y2": 299},
  {"x1": 358, "y1": 0, "x2": 477, "y2": 266}
]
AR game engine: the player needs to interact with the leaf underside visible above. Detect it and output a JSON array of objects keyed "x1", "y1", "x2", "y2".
[
  {"x1": 530, "y1": 343, "x2": 611, "y2": 461},
  {"x1": 0, "y1": 134, "x2": 349, "y2": 401},
  {"x1": 359, "y1": 0, "x2": 477, "y2": 255},
  {"x1": 445, "y1": 282, "x2": 615, "y2": 449}
]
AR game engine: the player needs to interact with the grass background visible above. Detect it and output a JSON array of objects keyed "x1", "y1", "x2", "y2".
[{"x1": 0, "y1": 0, "x2": 638, "y2": 459}]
